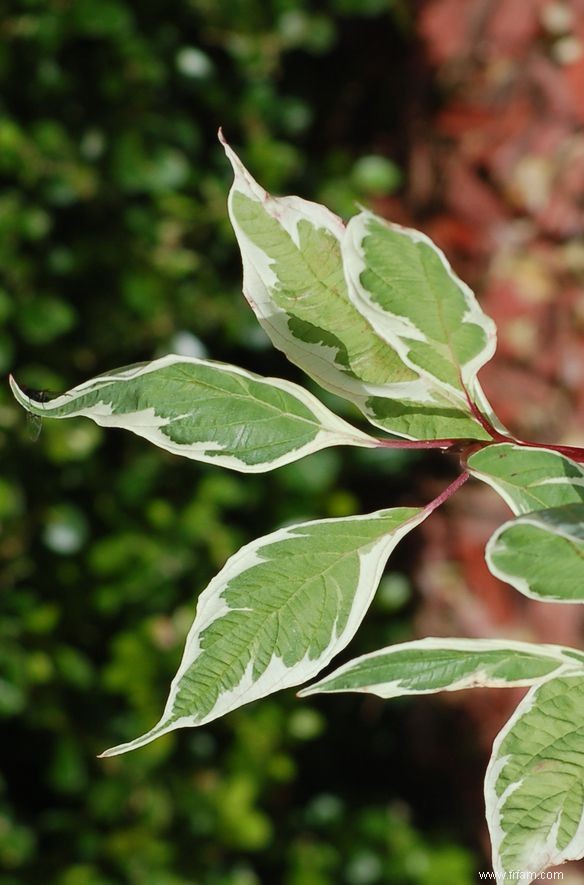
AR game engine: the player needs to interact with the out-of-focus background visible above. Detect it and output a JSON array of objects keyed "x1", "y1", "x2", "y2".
[{"x1": 2, "y1": 1, "x2": 584, "y2": 882}]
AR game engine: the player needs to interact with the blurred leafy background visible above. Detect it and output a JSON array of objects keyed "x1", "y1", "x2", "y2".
[{"x1": 3, "y1": 0, "x2": 584, "y2": 882}]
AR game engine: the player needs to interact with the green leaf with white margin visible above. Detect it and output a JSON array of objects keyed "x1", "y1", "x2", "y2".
[
  {"x1": 342, "y1": 210, "x2": 498, "y2": 415},
  {"x1": 487, "y1": 504, "x2": 584, "y2": 603},
  {"x1": 220, "y1": 132, "x2": 491, "y2": 442},
  {"x1": 467, "y1": 443, "x2": 584, "y2": 514},
  {"x1": 9, "y1": 354, "x2": 377, "y2": 472},
  {"x1": 299, "y1": 637, "x2": 584, "y2": 698},
  {"x1": 486, "y1": 672, "x2": 584, "y2": 877},
  {"x1": 101, "y1": 506, "x2": 427, "y2": 756}
]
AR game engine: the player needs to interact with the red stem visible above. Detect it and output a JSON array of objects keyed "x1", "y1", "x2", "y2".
[
  {"x1": 504, "y1": 437, "x2": 584, "y2": 463},
  {"x1": 374, "y1": 437, "x2": 458, "y2": 450},
  {"x1": 463, "y1": 386, "x2": 510, "y2": 443},
  {"x1": 375, "y1": 378, "x2": 584, "y2": 462},
  {"x1": 462, "y1": 378, "x2": 584, "y2": 460},
  {"x1": 423, "y1": 471, "x2": 470, "y2": 516},
  {"x1": 376, "y1": 430, "x2": 584, "y2": 463},
  {"x1": 461, "y1": 394, "x2": 584, "y2": 463}
]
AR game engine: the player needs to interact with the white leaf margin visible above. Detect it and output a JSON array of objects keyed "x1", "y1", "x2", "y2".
[
  {"x1": 485, "y1": 671, "x2": 584, "y2": 877},
  {"x1": 299, "y1": 637, "x2": 583, "y2": 699},
  {"x1": 467, "y1": 443, "x2": 584, "y2": 516},
  {"x1": 341, "y1": 210, "x2": 498, "y2": 406},
  {"x1": 10, "y1": 353, "x2": 377, "y2": 473},
  {"x1": 100, "y1": 506, "x2": 427, "y2": 757},
  {"x1": 486, "y1": 509, "x2": 584, "y2": 603}
]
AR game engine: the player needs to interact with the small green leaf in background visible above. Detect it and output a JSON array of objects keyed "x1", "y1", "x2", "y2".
[
  {"x1": 351, "y1": 155, "x2": 403, "y2": 195},
  {"x1": 17, "y1": 295, "x2": 77, "y2": 344}
]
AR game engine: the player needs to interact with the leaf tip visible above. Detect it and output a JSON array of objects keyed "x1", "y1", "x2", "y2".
[
  {"x1": 8, "y1": 373, "x2": 31, "y2": 410},
  {"x1": 219, "y1": 133, "x2": 267, "y2": 202},
  {"x1": 97, "y1": 745, "x2": 124, "y2": 759},
  {"x1": 219, "y1": 129, "x2": 238, "y2": 171},
  {"x1": 98, "y1": 718, "x2": 177, "y2": 758}
]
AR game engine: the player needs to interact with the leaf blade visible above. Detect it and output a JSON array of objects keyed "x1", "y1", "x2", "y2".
[
  {"x1": 101, "y1": 506, "x2": 426, "y2": 756},
  {"x1": 486, "y1": 673, "x2": 584, "y2": 876},
  {"x1": 343, "y1": 211, "x2": 497, "y2": 403},
  {"x1": 486, "y1": 504, "x2": 584, "y2": 603},
  {"x1": 10, "y1": 354, "x2": 376, "y2": 472},
  {"x1": 467, "y1": 443, "x2": 584, "y2": 515},
  {"x1": 300, "y1": 637, "x2": 580, "y2": 698}
]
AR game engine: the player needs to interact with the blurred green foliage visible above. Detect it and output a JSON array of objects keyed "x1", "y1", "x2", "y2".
[{"x1": 1, "y1": 1, "x2": 479, "y2": 881}]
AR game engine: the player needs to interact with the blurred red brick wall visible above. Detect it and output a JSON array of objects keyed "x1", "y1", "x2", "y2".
[{"x1": 381, "y1": 0, "x2": 584, "y2": 756}]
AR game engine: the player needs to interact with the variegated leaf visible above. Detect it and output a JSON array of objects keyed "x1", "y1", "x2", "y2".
[
  {"x1": 487, "y1": 504, "x2": 584, "y2": 603},
  {"x1": 300, "y1": 637, "x2": 582, "y2": 698},
  {"x1": 221, "y1": 133, "x2": 491, "y2": 441},
  {"x1": 467, "y1": 443, "x2": 584, "y2": 515},
  {"x1": 486, "y1": 672, "x2": 584, "y2": 877},
  {"x1": 101, "y1": 506, "x2": 426, "y2": 756},
  {"x1": 10, "y1": 354, "x2": 376, "y2": 472},
  {"x1": 342, "y1": 211, "x2": 497, "y2": 412}
]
